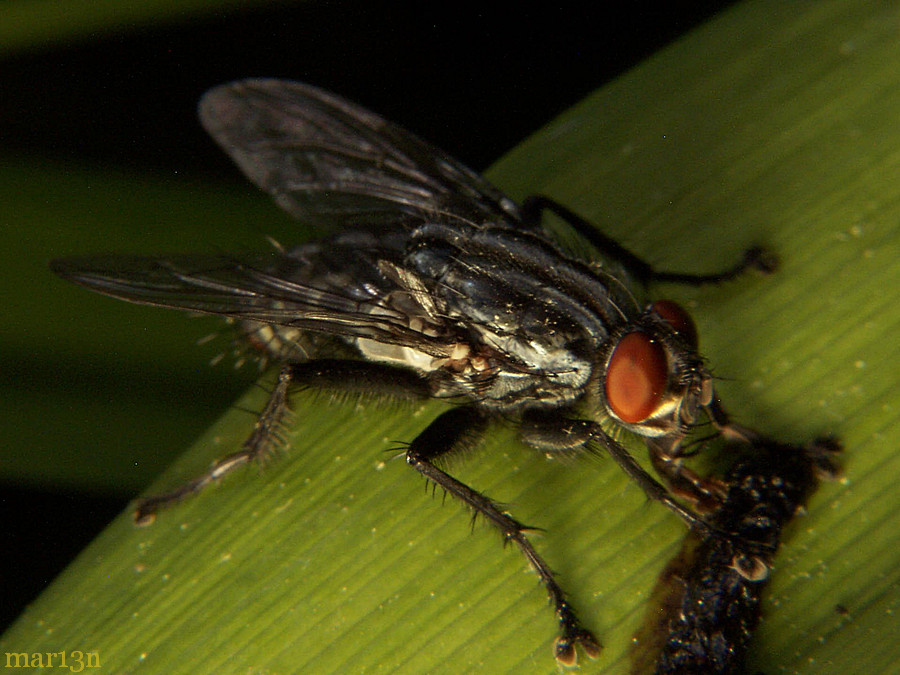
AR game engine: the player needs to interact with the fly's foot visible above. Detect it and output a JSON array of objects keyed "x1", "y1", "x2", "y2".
[{"x1": 554, "y1": 612, "x2": 602, "y2": 666}]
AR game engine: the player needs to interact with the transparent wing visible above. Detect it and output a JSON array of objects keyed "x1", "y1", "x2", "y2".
[
  {"x1": 50, "y1": 252, "x2": 451, "y2": 353},
  {"x1": 199, "y1": 78, "x2": 523, "y2": 231}
]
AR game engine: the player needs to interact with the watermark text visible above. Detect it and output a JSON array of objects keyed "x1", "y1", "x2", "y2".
[{"x1": 5, "y1": 651, "x2": 99, "y2": 672}]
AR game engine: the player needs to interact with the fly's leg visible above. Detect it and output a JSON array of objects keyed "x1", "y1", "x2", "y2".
[
  {"x1": 520, "y1": 194, "x2": 778, "y2": 285},
  {"x1": 407, "y1": 406, "x2": 601, "y2": 666},
  {"x1": 646, "y1": 437, "x2": 728, "y2": 513},
  {"x1": 659, "y1": 395, "x2": 773, "y2": 510},
  {"x1": 521, "y1": 410, "x2": 775, "y2": 563},
  {"x1": 646, "y1": 398, "x2": 763, "y2": 513},
  {"x1": 704, "y1": 396, "x2": 761, "y2": 443},
  {"x1": 520, "y1": 410, "x2": 716, "y2": 533},
  {"x1": 134, "y1": 359, "x2": 431, "y2": 525},
  {"x1": 133, "y1": 363, "x2": 295, "y2": 525}
]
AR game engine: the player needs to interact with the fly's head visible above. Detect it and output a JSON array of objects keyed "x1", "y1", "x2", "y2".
[{"x1": 600, "y1": 300, "x2": 714, "y2": 441}]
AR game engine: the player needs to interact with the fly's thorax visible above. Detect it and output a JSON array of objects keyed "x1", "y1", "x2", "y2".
[
  {"x1": 401, "y1": 220, "x2": 645, "y2": 407},
  {"x1": 599, "y1": 300, "x2": 713, "y2": 440},
  {"x1": 405, "y1": 221, "x2": 641, "y2": 345}
]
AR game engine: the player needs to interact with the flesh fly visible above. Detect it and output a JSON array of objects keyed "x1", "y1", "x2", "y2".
[{"x1": 51, "y1": 79, "x2": 777, "y2": 664}]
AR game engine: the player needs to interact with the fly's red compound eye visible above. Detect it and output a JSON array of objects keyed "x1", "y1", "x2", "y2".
[
  {"x1": 651, "y1": 299, "x2": 698, "y2": 348},
  {"x1": 605, "y1": 331, "x2": 668, "y2": 423}
]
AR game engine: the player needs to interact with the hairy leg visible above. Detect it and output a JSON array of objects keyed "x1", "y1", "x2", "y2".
[
  {"x1": 134, "y1": 359, "x2": 431, "y2": 524},
  {"x1": 406, "y1": 406, "x2": 601, "y2": 665},
  {"x1": 519, "y1": 409, "x2": 714, "y2": 531}
]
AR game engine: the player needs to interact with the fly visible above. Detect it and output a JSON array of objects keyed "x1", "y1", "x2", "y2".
[{"x1": 51, "y1": 79, "x2": 777, "y2": 665}]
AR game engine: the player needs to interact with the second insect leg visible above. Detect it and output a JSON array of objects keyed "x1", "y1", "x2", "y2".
[{"x1": 406, "y1": 406, "x2": 601, "y2": 666}]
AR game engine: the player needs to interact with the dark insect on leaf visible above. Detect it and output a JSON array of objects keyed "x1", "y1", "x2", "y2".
[
  {"x1": 633, "y1": 437, "x2": 841, "y2": 675},
  {"x1": 51, "y1": 79, "x2": 779, "y2": 663}
]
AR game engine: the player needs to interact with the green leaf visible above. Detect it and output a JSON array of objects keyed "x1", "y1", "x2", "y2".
[{"x1": 4, "y1": 0, "x2": 900, "y2": 673}]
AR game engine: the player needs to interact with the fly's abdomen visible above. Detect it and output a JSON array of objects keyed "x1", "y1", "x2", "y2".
[
  {"x1": 238, "y1": 226, "x2": 463, "y2": 372},
  {"x1": 238, "y1": 229, "x2": 415, "y2": 363}
]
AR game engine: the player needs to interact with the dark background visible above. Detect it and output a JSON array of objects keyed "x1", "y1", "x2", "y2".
[{"x1": 1, "y1": 0, "x2": 736, "y2": 632}]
